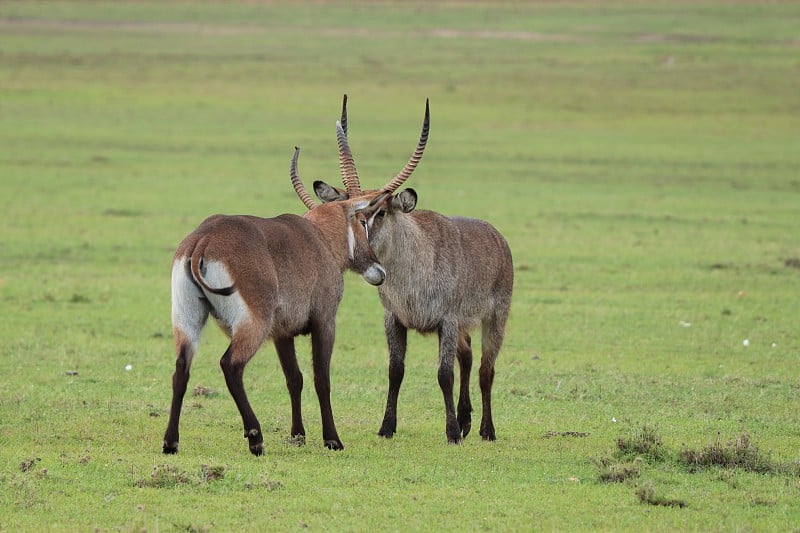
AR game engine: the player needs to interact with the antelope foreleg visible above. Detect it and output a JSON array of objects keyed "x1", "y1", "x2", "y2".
[
  {"x1": 438, "y1": 319, "x2": 461, "y2": 444},
  {"x1": 379, "y1": 312, "x2": 407, "y2": 438},
  {"x1": 275, "y1": 337, "x2": 305, "y2": 443}
]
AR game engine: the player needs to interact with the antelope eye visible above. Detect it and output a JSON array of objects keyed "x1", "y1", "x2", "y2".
[{"x1": 375, "y1": 210, "x2": 385, "y2": 219}]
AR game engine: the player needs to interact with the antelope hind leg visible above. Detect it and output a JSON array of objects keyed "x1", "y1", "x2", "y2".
[
  {"x1": 438, "y1": 319, "x2": 462, "y2": 444},
  {"x1": 163, "y1": 340, "x2": 194, "y2": 454},
  {"x1": 456, "y1": 332, "x2": 473, "y2": 438},
  {"x1": 220, "y1": 335, "x2": 266, "y2": 456}
]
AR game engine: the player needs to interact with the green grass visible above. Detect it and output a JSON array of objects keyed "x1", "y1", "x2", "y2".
[{"x1": 1, "y1": 0, "x2": 800, "y2": 530}]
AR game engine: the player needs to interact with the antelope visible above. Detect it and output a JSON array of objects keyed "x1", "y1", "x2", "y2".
[
  {"x1": 301, "y1": 96, "x2": 514, "y2": 444},
  {"x1": 163, "y1": 146, "x2": 390, "y2": 456}
]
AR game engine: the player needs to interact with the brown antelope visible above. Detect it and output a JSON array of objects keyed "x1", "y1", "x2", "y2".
[
  {"x1": 163, "y1": 147, "x2": 388, "y2": 456},
  {"x1": 302, "y1": 96, "x2": 514, "y2": 444}
]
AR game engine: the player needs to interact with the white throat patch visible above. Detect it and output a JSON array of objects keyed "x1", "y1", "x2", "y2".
[
  {"x1": 347, "y1": 224, "x2": 355, "y2": 260},
  {"x1": 367, "y1": 211, "x2": 380, "y2": 232}
]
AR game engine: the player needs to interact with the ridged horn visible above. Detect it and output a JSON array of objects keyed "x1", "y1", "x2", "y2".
[
  {"x1": 290, "y1": 147, "x2": 317, "y2": 210},
  {"x1": 381, "y1": 98, "x2": 430, "y2": 194},
  {"x1": 336, "y1": 117, "x2": 362, "y2": 197}
]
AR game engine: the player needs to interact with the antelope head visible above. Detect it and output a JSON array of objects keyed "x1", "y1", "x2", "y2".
[{"x1": 290, "y1": 146, "x2": 386, "y2": 286}]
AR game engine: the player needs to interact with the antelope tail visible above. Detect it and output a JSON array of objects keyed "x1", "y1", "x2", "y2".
[{"x1": 188, "y1": 245, "x2": 236, "y2": 296}]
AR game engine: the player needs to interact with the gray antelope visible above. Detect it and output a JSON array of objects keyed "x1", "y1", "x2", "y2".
[
  {"x1": 163, "y1": 145, "x2": 391, "y2": 456},
  {"x1": 298, "y1": 96, "x2": 514, "y2": 443}
]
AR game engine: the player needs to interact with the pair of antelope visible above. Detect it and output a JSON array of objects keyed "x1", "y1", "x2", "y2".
[{"x1": 163, "y1": 96, "x2": 514, "y2": 455}]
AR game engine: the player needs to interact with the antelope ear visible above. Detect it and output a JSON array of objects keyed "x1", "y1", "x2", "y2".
[
  {"x1": 392, "y1": 189, "x2": 417, "y2": 213},
  {"x1": 313, "y1": 181, "x2": 349, "y2": 203}
]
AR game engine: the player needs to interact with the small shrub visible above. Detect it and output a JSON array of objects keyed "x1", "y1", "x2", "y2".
[
  {"x1": 636, "y1": 480, "x2": 688, "y2": 508},
  {"x1": 286, "y1": 434, "x2": 306, "y2": 447},
  {"x1": 193, "y1": 385, "x2": 216, "y2": 397},
  {"x1": 19, "y1": 457, "x2": 40, "y2": 473},
  {"x1": 594, "y1": 456, "x2": 641, "y2": 483},
  {"x1": 69, "y1": 293, "x2": 91, "y2": 304},
  {"x1": 201, "y1": 464, "x2": 225, "y2": 483},
  {"x1": 245, "y1": 476, "x2": 284, "y2": 492},
  {"x1": 680, "y1": 432, "x2": 775, "y2": 474},
  {"x1": 617, "y1": 425, "x2": 667, "y2": 461},
  {"x1": 785, "y1": 257, "x2": 800, "y2": 269},
  {"x1": 136, "y1": 464, "x2": 191, "y2": 488}
]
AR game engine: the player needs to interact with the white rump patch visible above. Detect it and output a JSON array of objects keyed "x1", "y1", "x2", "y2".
[
  {"x1": 171, "y1": 258, "x2": 205, "y2": 349},
  {"x1": 172, "y1": 258, "x2": 251, "y2": 339}
]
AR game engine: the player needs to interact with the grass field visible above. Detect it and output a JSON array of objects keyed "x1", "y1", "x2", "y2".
[{"x1": 1, "y1": 1, "x2": 799, "y2": 530}]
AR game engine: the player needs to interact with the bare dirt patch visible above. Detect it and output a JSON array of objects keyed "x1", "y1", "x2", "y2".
[
  {"x1": 0, "y1": 17, "x2": 585, "y2": 42},
  {"x1": 543, "y1": 430, "x2": 589, "y2": 438}
]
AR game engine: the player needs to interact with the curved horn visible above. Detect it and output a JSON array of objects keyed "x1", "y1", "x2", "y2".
[
  {"x1": 382, "y1": 98, "x2": 430, "y2": 194},
  {"x1": 336, "y1": 119, "x2": 362, "y2": 197},
  {"x1": 290, "y1": 147, "x2": 317, "y2": 210}
]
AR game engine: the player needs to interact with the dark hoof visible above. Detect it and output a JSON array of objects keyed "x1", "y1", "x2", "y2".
[
  {"x1": 324, "y1": 439, "x2": 344, "y2": 451},
  {"x1": 447, "y1": 420, "x2": 463, "y2": 444},
  {"x1": 249, "y1": 442, "x2": 265, "y2": 456},
  {"x1": 480, "y1": 429, "x2": 497, "y2": 441},
  {"x1": 162, "y1": 441, "x2": 179, "y2": 454},
  {"x1": 457, "y1": 405, "x2": 472, "y2": 438},
  {"x1": 246, "y1": 428, "x2": 264, "y2": 456},
  {"x1": 378, "y1": 419, "x2": 396, "y2": 438}
]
